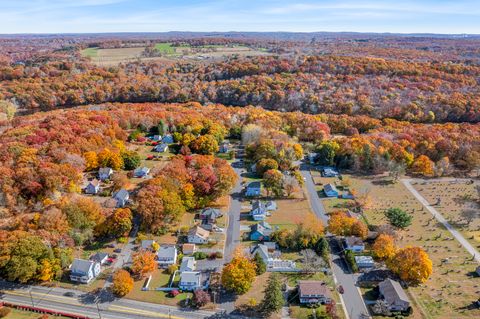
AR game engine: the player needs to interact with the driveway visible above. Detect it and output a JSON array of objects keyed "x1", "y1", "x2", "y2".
[{"x1": 300, "y1": 163, "x2": 370, "y2": 319}]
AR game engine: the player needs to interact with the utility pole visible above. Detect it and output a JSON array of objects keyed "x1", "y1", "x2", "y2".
[{"x1": 28, "y1": 287, "x2": 34, "y2": 307}]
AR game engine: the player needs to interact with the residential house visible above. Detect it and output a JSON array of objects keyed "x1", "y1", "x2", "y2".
[
  {"x1": 265, "y1": 200, "x2": 277, "y2": 211},
  {"x1": 307, "y1": 153, "x2": 318, "y2": 164},
  {"x1": 154, "y1": 143, "x2": 169, "y2": 153},
  {"x1": 199, "y1": 208, "x2": 222, "y2": 224},
  {"x1": 85, "y1": 179, "x2": 100, "y2": 195},
  {"x1": 323, "y1": 183, "x2": 339, "y2": 197},
  {"x1": 133, "y1": 167, "x2": 150, "y2": 178},
  {"x1": 141, "y1": 239, "x2": 157, "y2": 251},
  {"x1": 253, "y1": 244, "x2": 295, "y2": 272},
  {"x1": 157, "y1": 245, "x2": 178, "y2": 269},
  {"x1": 180, "y1": 256, "x2": 196, "y2": 272},
  {"x1": 113, "y1": 189, "x2": 129, "y2": 208},
  {"x1": 245, "y1": 181, "x2": 261, "y2": 197},
  {"x1": 162, "y1": 134, "x2": 174, "y2": 144},
  {"x1": 321, "y1": 168, "x2": 339, "y2": 177},
  {"x1": 250, "y1": 163, "x2": 257, "y2": 174},
  {"x1": 358, "y1": 269, "x2": 396, "y2": 288},
  {"x1": 70, "y1": 259, "x2": 101, "y2": 284},
  {"x1": 379, "y1": 279, "x2": 412, "y2": 312},
  {"x1": 355, "y1": 256, "x2": 375, "y2": 271},
  {"x1": 152, "y1": 135, "x2": 162, "y2": 141},
  {"x1": 182, "y1": 243, "x2": 196, "y2": 255},
  {"x1": 298, "y1": 281, "x2": 332, "y2": 304},
  {"x1": 187, "y1": 226, "x2": 210, "y2": 244},
  {"x1": 344, "y1": 236, "x2": 365, "y2": 253},
  {"x1": 98, "y1": 167, "x2": 113, "y2": 181},
  {"x1": 250, "y1": 200, "x2": 267, "y2": 221},
  {"x1": 250, "y1": 221, "x2": 273, "y2": 241},
  {"x1": 254, "y1": 244, "x2": 270, "y2": 263},
  {"x1": 219, "y1": 142, "x2": 230, "y2": 153},
  {"x1": 178, "y1": 271, "x2": 208, "y2": 291},
  {"x1": 91, "y1": 252, "x2": 109, "y2": 265}
]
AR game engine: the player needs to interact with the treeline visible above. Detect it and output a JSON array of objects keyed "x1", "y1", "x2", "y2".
[{"x1": 1, "y1": 54, "x2": 479, "y2": 122}]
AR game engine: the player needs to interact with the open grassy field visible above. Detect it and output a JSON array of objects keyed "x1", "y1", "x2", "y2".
[
  {"x1": 347, "y1": 174, "x2": 480, "y2": 319},
  {"x1": 81, "y1": 44, "x2": 271, "y2": 65},
  {"x1": 413, "y1": 179, "x2": 480, "y2": 250},
  {"x1": 266, "y1": 198, "x2": 314, "y2": 230}
]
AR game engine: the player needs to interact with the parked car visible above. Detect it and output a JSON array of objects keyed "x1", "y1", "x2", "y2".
[
  {"x1": 113, "y1": 248, "x2": 122, "y2": 253},
  {"x1": 64, "y1": 292, "x2": 75, "y2": 297},
  {"x1": 337, "y1": 285, "x2": 344, "y2": 294}
]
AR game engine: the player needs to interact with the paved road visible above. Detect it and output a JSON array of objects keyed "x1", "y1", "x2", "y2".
[
  {"x1": 300, "y1": 164, "x2": 370, "y2": 319},
  {"x1": 402, "y1": 179, "x2": 480, "y2": 263},
  {"x1": 0, "y1": 281, "x2": 215, "y2": 319},
  {"x1": 224, "y1": 160, "x2": 244, "y2": 263}
]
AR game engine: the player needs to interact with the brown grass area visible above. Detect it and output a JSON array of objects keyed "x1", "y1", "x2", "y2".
[
  {"x1": 414, "y1": 180, "x2": 480, "y2": 250},
  {"x1": 347, "y1": 174, "x2": 480, "y2": 319},
  {"x1": 266, "y1": 198, "x2": 314, "y2": 230}
]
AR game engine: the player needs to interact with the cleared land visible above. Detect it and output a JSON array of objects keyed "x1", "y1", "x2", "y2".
[{"x1": 81, "y1": 43, "x2": 271, "y2": 66}]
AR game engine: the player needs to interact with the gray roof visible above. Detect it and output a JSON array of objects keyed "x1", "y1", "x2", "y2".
[
  {"x1": 252, "y1": 200, "x2": 266, "y2": 212},
  {"x1": 180, "y1": 271, "x2": 201, "y2": 283},
  {"x1": 98, "y1": 167, "x2": 112, "y2": 175},
  {"x1": 134, "y1": 167, "x2": 150, "y2": 175},
  {"x1": 324, "y1": 183, "x2": 339, "y2": 193},
  {"x1": 251, "y1": 222, "x2": 272, "y2": 236},
  {"x1": 247, "y1": 181, "x2": 261, "y2": 189},
  {"x1": 200, "y1": 208, "x2": 222, "y2": 219},
  {"x1": 157, "y1": 245, "x2": 177, "y2": 259},
  {"x1": 114, "y1": 189, "x2": 129, "y2": 200},
  {"x1": 180, "y1": 257, "x2": 196, "y2": 272},
  {"x1": 155, "y1": 143, "x2": 168, "y2": 151},
  {"x1": 345, "y1": 236, "x2": 364, "y2": 247},
  {"x1": 379, "y1": 279, "x2": 411, "y2": 305},
  {"x1": 141, "y1": 240, "x2": 155, "y2": 249},
  {"x1": 71, "y1": 259, "x2": 95, "y2": 275},
  {"x1": 92, "y1": 252, "x2": 108, "y2": 262}
]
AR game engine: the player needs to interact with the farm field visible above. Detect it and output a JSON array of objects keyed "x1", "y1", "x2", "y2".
[
  {"x1": 346, "y1": 174, "x2": 480, "y2": 319},
  {"x1": 81, "y1": 43, "x2": 271, "y2": 65}
]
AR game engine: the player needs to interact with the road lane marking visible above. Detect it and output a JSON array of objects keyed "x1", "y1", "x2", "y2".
[{"x1": 108, "y1": 304, "x2": 184, "y2": 319}]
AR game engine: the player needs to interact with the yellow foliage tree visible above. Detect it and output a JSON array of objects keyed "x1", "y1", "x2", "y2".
[
  {"x1": 83, "y1": 151, "x2": 98, "y2": 171},
  {"x1": 328, "y1": 211, "x2": 367, "y2": 239},
  {"x1": 387, "y1": 246, "x2": 432, "y2": 284},
  {"x1": 97, "y1": 148, "x2": 124, "y2": 170},
  {"x1": 37, "y1": 259, "x2": 54, "y2": 282},
  {"x1": 411, "y1": 155, "x2": 434, "y2": 177},
  {"x1": 221, "y1": 255, "x2": 257, "y2": 295},
  {"x1": 112, "y1": 269, "x2": 134, "y2": 297},
  {"x1": 372, "y1": 234, "x2": 396, "y2": 260}
]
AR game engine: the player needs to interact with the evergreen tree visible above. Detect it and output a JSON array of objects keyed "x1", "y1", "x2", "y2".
[
  {"x1": 253, "y1": 252, "x2": 266, "y2": 275},
  {"x1": 261, "y1": 273, "x2": 284, "y2": 315}
]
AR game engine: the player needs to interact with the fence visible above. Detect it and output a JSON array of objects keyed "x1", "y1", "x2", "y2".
[{"x1": 0, "y1": 301, "x2": 92, "y2": 319}]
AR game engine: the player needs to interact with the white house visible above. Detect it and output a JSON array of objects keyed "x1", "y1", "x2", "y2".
[
  {"x1": 85, "y1": 179, "x2": 100, "y2": 195},
  {"x1": 70, "y1": 259, "x2": 101, "y2": 284},
  {"x1": 91, "y1": 252, "x2": 109, "y2": 265},
  {"x1": 250, "y1": 201, "x2": 267, "y2": 221},
  {"x1": 344, "y1": 236, "x2": 365, "y2": 252},
  {"x1": 298, "y1": 281, "x2": 332, "y2": 304},
  {"x1": 178, "y1": 271, "x2": 203, "y2": 291},
  {"x1": 253, "y1": 244, "x2": 296, "y2": 272},
  {"x1": 98, "y1": 167, "x2": 113, "y2": 181},
  {"x1": 180, "y1": 256, "x2": 196, "y2": 272},
  {"x1": 157, "y1": 245, "x2": 178, "y2": 269},
  {"x1": 187, "y1": 226, "x2": 210, "y2": 244},
  {"x1": 355, "y1": 256, "x2": 375, "y2": 270},
  {"x1": 246, "y1": 181, "x2": 261, "y2": 197}
]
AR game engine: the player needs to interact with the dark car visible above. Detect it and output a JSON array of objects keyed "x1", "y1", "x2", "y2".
[
  {"x1": 113, "y1": 248, "x2": 122, "y2": 253},
  {"x1": 64, "y1": 292, "x2": 75, "y2": 297},
  {"x1": 337, "y1": 285, "x2": 344, "y2": 294}
]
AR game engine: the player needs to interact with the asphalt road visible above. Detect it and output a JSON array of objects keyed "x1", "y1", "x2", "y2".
[
  {"x1": 300, "y1": 163, "x2": 370, "y2": 319},
  {"x1": 0, "y1": 281, "x2": 215, "y2": 319},
  {"x1": 224, "y1": 160, "x2": 244, "y2": 263}
]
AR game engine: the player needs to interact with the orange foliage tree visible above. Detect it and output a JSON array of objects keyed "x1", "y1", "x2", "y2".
[
  {"x1": 131, "y1": 251, "x2": 156, "y2": 278},
  {"x1": 221, "y1": 254, "x2": 257, "y2": 295},
  {"x1": 328, "y1": 211, "x2": 368, "y2": 239},
  {"x1": 387, "y1": 246, "x2": 432, "y2": 284},
  {"x1": 411, "y1": 155, "x2": 434, "y2": 177},
  {"x1": 372, "y1": 234, "x2": 396, "y2": 260}
]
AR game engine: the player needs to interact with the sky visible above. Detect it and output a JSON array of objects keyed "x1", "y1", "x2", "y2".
[{"x1": 0, "y1": 0, "x2": 479, "y2": 34}]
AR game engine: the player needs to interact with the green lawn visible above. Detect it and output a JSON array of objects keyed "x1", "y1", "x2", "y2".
[
  {"x1": 154, "y1": 43, "x2": 176, "y2": 55},
  {"x1": 81, "y1": 47, "x2": 98, "y2": 57}
]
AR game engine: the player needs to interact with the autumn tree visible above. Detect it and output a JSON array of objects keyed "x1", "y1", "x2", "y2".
[
  {"x1": 61, "y1": 197, "x2": 105, "y2": 245},
  {"x1": 372, "y1": 234, "x2": 396, "y2": 260},
  {"x1": 283, "y1": 175, "x2": 300, "y2": 197},
  {"x1": 411, "y1": 155, "x2": 434, "y2": 177},
  {"x1": 97, "y1": 148, "x2": 123, "y2": 170},
  {"x1": 385, "y1": 208, "x2": 412, "y2": 229},
  {"x1": 99, "y1": 208, "x2": 132, "y2": 238},
  {"x1": 190, "y1": 134, "x2": 219, "y2": 155},
  {"x1": 263, "y1": 169, "x2": 284, "y2": 197},
  {"x1": 111, "y1": 172, "x2": 129, "y2": 193},
  {"x1": 192, "y1": 289, "x2": 211, "y2": 308},
  {"x1": 83, "y1": 151, "x2": 98, "y2": 171},
  {"x1": 256, "y1": 158, "x2": 279, "y2": 176},
  {"x1": 112, "y1": 269, "x2": 134, "y2": 297},
  {"x1": 387, "y1": 247, "x2": 432, "y2": 284},
  {"x1": 253, "y1": 252, "x2": 266, "y2": 275},
  {"x1": 221, "y1": 255, "x2": 257, "y2": 294},
  {"x1": 131, "y1": 251, "x2": 156, "y2": 278},
  {"x1": 316, "y1": 140, "x2": 340, "y2": 166},
  {"x1": 327, "y1": 211, "x2": 368, "y2": 239},
  {"x1": 122, "y1": 150, "x2": 141, "y2": 170}
]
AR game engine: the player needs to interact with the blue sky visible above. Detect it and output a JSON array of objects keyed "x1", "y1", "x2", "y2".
[{"x1": 0, "y1": 0, "x2": 479, "y2": 34}]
